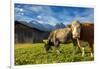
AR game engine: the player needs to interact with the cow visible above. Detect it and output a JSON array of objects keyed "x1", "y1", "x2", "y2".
[
  {"x1": 44, "y1": 26, "x2": 72, "y2": 54},
  {"x1": 71, "y1": 20, "x2": 94, "y2": 57}
]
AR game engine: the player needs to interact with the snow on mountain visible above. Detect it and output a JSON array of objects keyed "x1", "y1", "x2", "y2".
[
  {"x1": 15, "y1": 19, "x2": 65, "y2": 32},
  {"x1": 29, "y1": 19, "x2": 65, "y2": 31}
]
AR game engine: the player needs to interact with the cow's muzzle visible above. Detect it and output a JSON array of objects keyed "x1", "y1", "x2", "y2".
[{"x1": 73, "y1": 34, "x2": 80, "y2": 39}]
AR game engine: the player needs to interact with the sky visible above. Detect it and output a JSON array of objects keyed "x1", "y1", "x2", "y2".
[{"x1": 15, "y1": 3, "x2": 94, "y2": 26}]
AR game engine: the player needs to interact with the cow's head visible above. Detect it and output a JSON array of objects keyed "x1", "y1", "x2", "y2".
[
  {"x1": 43, "y1": 40, "x2": 51, "y2": 52},
  {"x1": 71, "y1": 20, "x2": 81, "y2": 39}
]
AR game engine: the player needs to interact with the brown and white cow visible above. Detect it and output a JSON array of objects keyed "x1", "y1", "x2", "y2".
[{"x1": 71, "y1": 20, "x2": 94, "y2": 57}]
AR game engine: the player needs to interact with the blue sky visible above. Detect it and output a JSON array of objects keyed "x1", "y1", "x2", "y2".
[{"x1": 15, "y1": 3, "x2": 94, "y2": 26}]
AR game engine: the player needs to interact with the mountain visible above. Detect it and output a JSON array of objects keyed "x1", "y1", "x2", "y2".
[
  {"x1": 15, "y1": 19, "x2": 65, "y2": 32},
  {"x1": 29, "y1": 20, "x2": 66, "y2": 31},
  {"x1": 54, "y1": 23, "x2": 65, "y2": 29}
]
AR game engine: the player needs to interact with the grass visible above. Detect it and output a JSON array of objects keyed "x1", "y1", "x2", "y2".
[{"x1": 15, "y1": 43, "x2": 94, "y2": 65}]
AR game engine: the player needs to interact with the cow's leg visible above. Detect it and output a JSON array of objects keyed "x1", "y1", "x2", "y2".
[
  {"x1": 82, "y1": 47, "x2": 85, "y2": 57},
  {"x1": 71, "y1": 39, "x2": 79, "y2": 61},
  {"x1": 88, "y1": 42, "x2": 94, "y2": 57},
  {"x1": 54, "y1": 41, "x2": 60, "y2": 54},
  {"x1": 90, "y1": 46, "x2": 94, "y2": 57},
  {"x1": 56, "y1": 46, "x2": 60, "y2": 54},
  {"x1": 72, "y1": 39, "x2": 77, "y2": 55},
  {"x1": 76, "y1": 39, "x2": 82, "y2": 52},
  {"x1": 76, "y1": 39, "x2": 85, "y2": 56}
]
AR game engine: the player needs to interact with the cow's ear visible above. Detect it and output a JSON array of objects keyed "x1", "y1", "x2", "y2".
[
  {"x1": 68, "y1": 25, "x2": 71, "y2": 28},
  {"x1": 43, "y1": 40, "x2": 48, "y2": 44},
  {"x1": 66, "y1": 24, "x2": 71, "y2": 28}
]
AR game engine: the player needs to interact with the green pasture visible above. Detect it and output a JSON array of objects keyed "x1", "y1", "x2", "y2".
[{"x1": 15, "y1": 43, "x2": 94, "y2": 65}]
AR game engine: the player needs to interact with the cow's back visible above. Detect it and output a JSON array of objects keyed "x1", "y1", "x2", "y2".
[{"x1": 80, "y1": 23, "x2": 94, "y2": 43}]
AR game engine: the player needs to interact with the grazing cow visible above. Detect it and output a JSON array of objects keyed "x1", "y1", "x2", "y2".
[
  {"x1": 71, "y1": 20, "x2": 94, "y2": 57},
  {"x1": 44, "y1": 26, "x2": 72, "y2": 53}
]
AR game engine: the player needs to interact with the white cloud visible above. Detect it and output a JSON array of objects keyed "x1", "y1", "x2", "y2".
[
  {"x1": 26, "y1": 5, "x2": 60, "y2": 26},
  {"x1": 44, "y1": 16, "x2": 59, "y2": 26},
  {"x1": 20, "y1": 8, "x2": 23, "y2": 12},
  {"x1": 36, "y1": 15, "x2": 59, "y2": 26},
  {"x1": 15, "y1": 4, "x2": 94, "y2": 26},
  {"x1": 37, "y1": 15, "x2": 42, "y2": 19},
  {"x1": 15, "y1": 13, "x2": 33, "y2": 23}
]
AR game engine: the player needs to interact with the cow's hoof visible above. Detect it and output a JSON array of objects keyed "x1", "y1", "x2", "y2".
[
  {"x1": 90, "y1": 53, "x2": 94, "y2": 57},
  {"x1": 56, "y1": 50, "x2": 60, "y2": 55}
]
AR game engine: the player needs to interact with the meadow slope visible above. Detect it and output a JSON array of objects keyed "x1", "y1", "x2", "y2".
[{"x1": 15, "y1": 43, "x2": 94, "y2": 65}]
